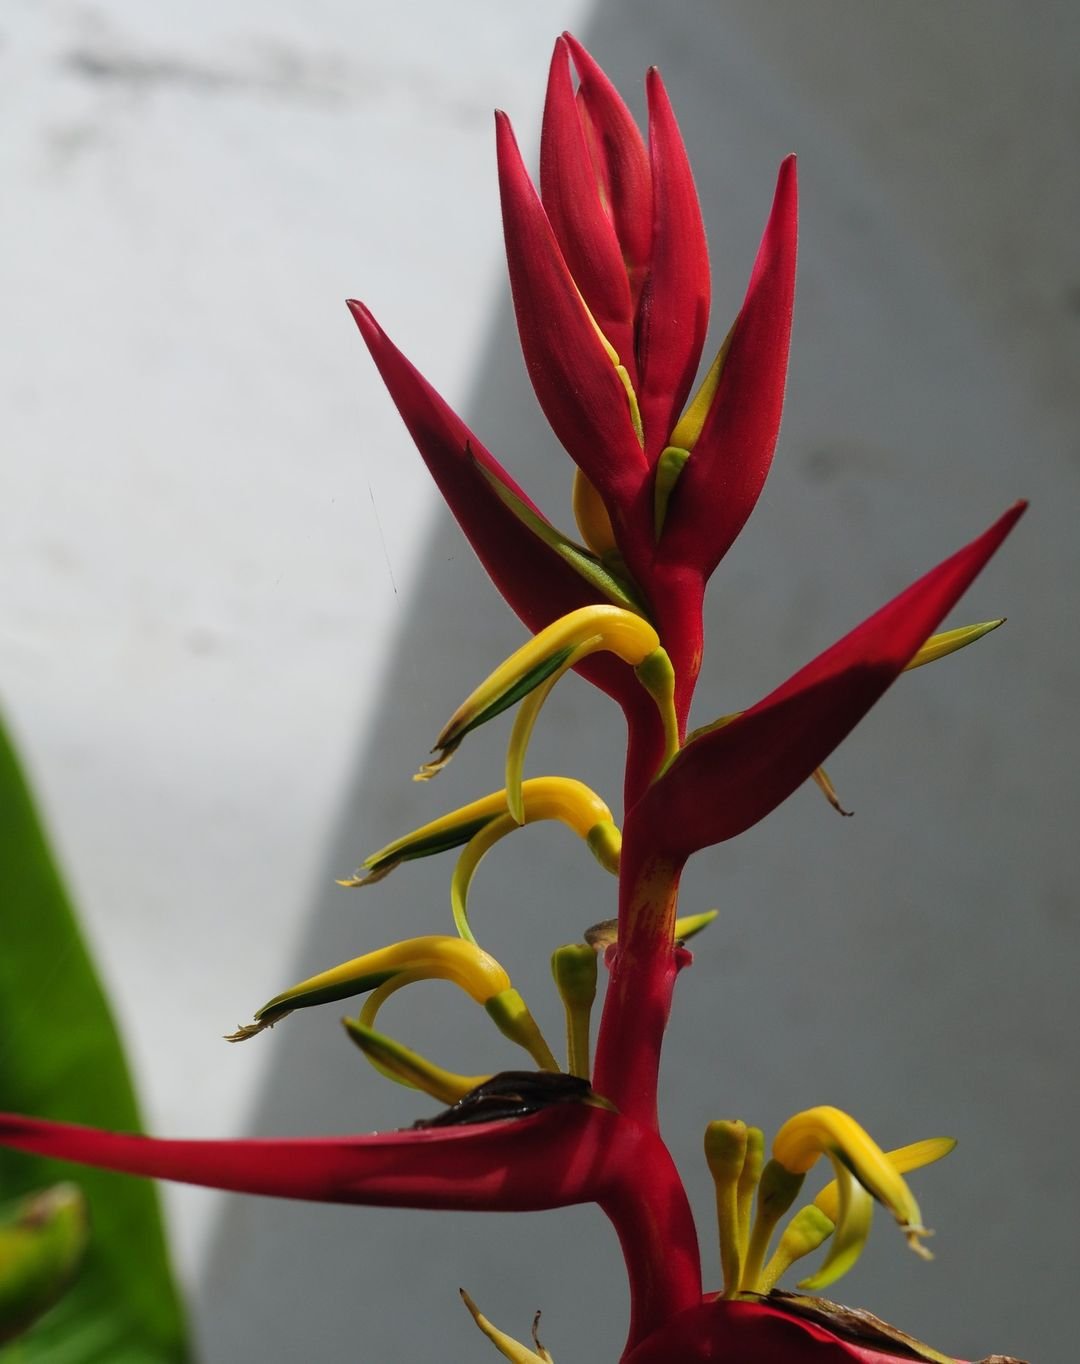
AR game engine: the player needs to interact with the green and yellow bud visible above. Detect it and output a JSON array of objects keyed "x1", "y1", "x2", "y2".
[
  {"x1": 485, "y1": 988, "x2": 560, "y2": 1072},
  {"x1": 653, "y1": 447, "x2": 691, "y2": 539},
  {"x1": 704, "y1": 1119, "x2": 750, "y2": 1298},
  {"x1": 0, "y1": 1184, "x2": 89, "y2": 1346},
  {"x1": 338, "y1": 787, "x2": 520, "y2": 888},
  {"x1": 737, "y1": 1126, "x2": 765, "y2": 1265},
  {"x1": 552, "y1": 944, "x2": 598, "y2": 1078},
  {"x1": 342, "y1": 1018, "x2": 488, "y2": 1105},
  {"x1": 226, "y1": 935, "x2": 511, "y2": 1040},
  {"x1": 418, "y1": 607, "x2": 678, "y2": 782},
  {"x1": 740, "y1": 1158, "x2": 806, "y2": 1294},
  {"x1": 758, "y1": 1205, "x2": 836, "y2": 1293},
  {"x1": 341, "y1": 777, "x2": 618, "y2": 895}
]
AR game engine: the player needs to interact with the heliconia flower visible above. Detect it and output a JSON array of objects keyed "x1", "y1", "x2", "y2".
[
  {"x1": 0, "y1": 31, "x2": 1028, "y2": 1364},
  {"x1": 502, "y1": 34, "x2": 794, "y2": 590}
]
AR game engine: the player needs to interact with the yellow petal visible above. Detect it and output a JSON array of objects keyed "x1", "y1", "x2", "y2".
[
  {"x1": 758, "y1": 1204, "x2": 836, "y2": 1294},
  {"x1": 796, "y1": 1161, "x2": 874, "y2": 1290},
  {"x1": 814, "y1": 1136, "x2": 956, "y2": 1224},
  {"x1": 773, "y1": 1106, "x2": 932, "y2": 1261}
]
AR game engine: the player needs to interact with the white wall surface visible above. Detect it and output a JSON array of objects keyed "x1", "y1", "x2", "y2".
[{"x1": 2, "y1": 2, "x2": 1076, "y2": 1362}]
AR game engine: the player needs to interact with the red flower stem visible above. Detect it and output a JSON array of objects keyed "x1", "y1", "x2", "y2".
[
  {"x1": 594, "y1": 828, "x2": 684, "y2": 1128},
  {"x1": 598, "y1": 1123, "x2": 702, "y2": 1356}
]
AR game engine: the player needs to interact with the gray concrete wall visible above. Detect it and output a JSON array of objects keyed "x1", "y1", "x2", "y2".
[{"x1": 2, "y1": 3, "x2": 1075, "y2": 1361}]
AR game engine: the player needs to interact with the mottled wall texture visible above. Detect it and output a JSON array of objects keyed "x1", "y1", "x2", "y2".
[{"x1": 2, "y1": 2, "x2": 1075, "y2": 1361}]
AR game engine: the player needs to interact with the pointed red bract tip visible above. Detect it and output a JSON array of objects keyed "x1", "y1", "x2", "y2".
[
  {"x1": 636, "y1": 64, "x2": 711, "y2": 460},
  {"x1": 495, "y1": 105, "x2": 647, "y2": 518},
  {"x1": 540, "y1": 35, "x2": 636, "y2": 371},
  {"x1": 561, "y1": 32, "x2": 653, "y2": 302},
  {"x1": 658, "y1": 155, "x2": 797, "y2": 578}
]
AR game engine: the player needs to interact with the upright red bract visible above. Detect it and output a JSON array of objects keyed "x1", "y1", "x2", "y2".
[{"x1": 0, "y1": 34, "x2": 1025, "y2": 1364}]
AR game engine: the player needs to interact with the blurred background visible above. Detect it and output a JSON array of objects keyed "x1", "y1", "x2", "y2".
[{"x1": 2, "y1": 1, "x2": 1076, "y2": 1360}]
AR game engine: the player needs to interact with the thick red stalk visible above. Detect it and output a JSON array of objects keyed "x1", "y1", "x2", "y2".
[
  {"x1": 597, "y1": 1123, "x2": 702, "y2": 1354},
  {"x1": 593, "y1": 832, "x2": 683, "y2": 1127}
]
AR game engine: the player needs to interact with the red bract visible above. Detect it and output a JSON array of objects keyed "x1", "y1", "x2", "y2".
[
  {"x1": 657, "y1": 153, "x2": 798, "y2": 579},
  {"x1": 635, "y1": 65, "x2": 711, "y2": 461},
  {"x1": 540, "y1": 37, "x2": 638, "y2": 379},
  {"x1": 347, "y1": 299, "x2": 640, "y2": 711},
  {"x1": 0, "y1": 1107, "x2": 702, "y2": 1350},
  {"x1": 623, "y1": 1298, "x2": 977, "y2": 1364},
  {"x1": 0, "y1": 33, "x2": 1026, "y2": 1364},
  {"x1": 641, "y1": 500, "x2": 1025, "y2": 866},
  {"x1": 497, "y1": 109, "x2": 648, "y2": 520}
]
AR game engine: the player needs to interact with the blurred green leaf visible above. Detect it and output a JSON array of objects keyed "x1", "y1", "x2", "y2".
[
  {"x1": 0, "y1": 716, "x2": 189, "y2": 1362},
  {"x1": 0, "y1": 1183, "x2": 89, "y2": 1345}
]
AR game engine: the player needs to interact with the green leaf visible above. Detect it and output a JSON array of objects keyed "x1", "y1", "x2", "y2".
[
  {"x1": 0, "y1": 1184, "x2": 89, "y2": 1345},
  {"x1": 0, "y1": 715, "x2": 189, "y2": 1362}
]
